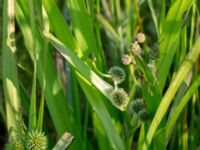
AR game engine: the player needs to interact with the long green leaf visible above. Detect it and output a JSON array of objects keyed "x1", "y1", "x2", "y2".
[
  {"x1": 44, "y1": 32, "x2": 125, "y2": 149},
  {"x1": 156, "y1": 0, "x2": 192, "y2": 91},
  {"x1": 142, "y1": 37, "x2": 200, "y2": 150},
  {"x1": 77, "y1": 76, "x2": 125, "y2": 150},
  {"x1": 28, "y1": 0, "x2": 37, "y2": 131},
  {"x1": 42, "y1": 1, "x2": 126, "y2": 149},
  {"x1": 96, "y1": 13, "x2": 121, "y2": 42},
  {"x1": 42, "y1": 0, "x2": 82, "y2": 57},
  {"x1": 146, "y1": 0, "x2": 159, "y2": 36},
  {"x1": 37, "y1": 5, "x2": 49, "y2": 131},
  {"x1": 15, "y1": 2, "x2": 82, "y2": 149},
  {"x1": 2, "y1": 0, "x2": 21, "y2": 130},
  {"x1": 66, "y1": 0, "x2": 103, "y2": 67},
  {"x1": 166, "y1": 75, "x2": 200, "y2": 137},
  {"x1": 166, "y1": 71, "x2": 192, "y2": 141},
  {"x1": 44, "y1": 32, "x2": 130, "y2": 111}
]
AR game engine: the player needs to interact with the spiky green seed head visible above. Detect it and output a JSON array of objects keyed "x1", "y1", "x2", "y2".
[
  {"x1": 6, "y1": 140, "x2": 25, "y2": 150},
  {"x1": 109, "y1": 66, "x2": 125, "y2": 84},
  {"x1": 6, "y1": 128, "x2": 26, "y2": 150},
  {"x1": 131, "y1": 98, "x2": 145, "y2": 114},
  {"x1": 135, "y1": 33, "x2": 146, "y2": 43},
  {"x1": 128, "y1": 101, "x2": 135, "y2": 115},
  {"x1": 138, "y1": 109, "x2": 149, "y2": 121},
  {"x1": 111, "y1": 88, "x2": 128, "y2": 106},
  {"x1": 27, "y1": 130, "x2": 48, "y2": 150}
]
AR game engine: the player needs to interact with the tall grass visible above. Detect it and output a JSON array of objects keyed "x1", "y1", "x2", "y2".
[{"x1": 1, "y1": 0, "x2": 200, "y2": 149}]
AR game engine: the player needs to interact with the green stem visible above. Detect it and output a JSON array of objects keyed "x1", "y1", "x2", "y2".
[
  {"x1": 83, "y1": 100, "x2": 89, "y2": 150},
  {"x1": 129, "y1": 64, "x2": 137, "y2": 101},
  {"x1": 182, "y1": 108, "x2": 188, "y2": 150},
  {"x1": 92, "y1": 62, "x2": 111, "y2": 78},
  {"x1": 37, "y1": 37, "x2": 48, "y2": 131},
  {"x1": 28, "y1": 0, "x2": 37, "y2": 130},
  {"x1": 146, "y1": 0, "x2": 159, "y2": 36}
]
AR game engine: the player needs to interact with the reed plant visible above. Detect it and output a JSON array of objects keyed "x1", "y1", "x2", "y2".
[{"x1": 1, "y1": 0, "x2": 200, "y2": 149}]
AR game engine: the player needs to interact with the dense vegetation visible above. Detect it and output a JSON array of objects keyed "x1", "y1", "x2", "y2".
[{"x1": 1, "y1": 0, "x2": 200, "y2": 149}]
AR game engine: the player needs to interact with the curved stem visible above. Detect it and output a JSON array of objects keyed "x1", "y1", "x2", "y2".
[{"x1": 92, "y1": 62, "x2": 111, "y2": 78}]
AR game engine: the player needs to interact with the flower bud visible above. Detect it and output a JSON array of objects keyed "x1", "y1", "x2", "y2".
[
  {"x1": 135, "y1": 33, "x2": 146, "y2": 43},
  {"x1": 130, "y1": 42, "x2": 142, "y2": 54},
  {"x1": 122, "y1": 54, "x2": 132, "y2": 65}
]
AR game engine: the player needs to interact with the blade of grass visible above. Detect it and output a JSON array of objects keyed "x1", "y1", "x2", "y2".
[
  {"x1": 42, "y1": 1, "x2": 125, "y2": 148},
  {"x1": 2, "y1": 0, "x2": 21, "y2": 130},
  {"x1": 66, "y1": 0, "x2": 103, "y2": 67},
  {"x1": 166, "y1": 68, "x2": 193, "y2": 143},
  {"x1": 66, "y1": 4, "x2": 114, "y2": 147},
  {"x1": 109, "y1": 0, "x2": 116, "y2": 25},
  {"x1": 27, "y1": 0, "x2": 37, "y2": 131},
  {"x1": 125, "y1": 0, "x2": 133, "y2": 42},
  {"x1": 146, "y1": 0, "x2": 159, "y2": 36},
  {"x1": 37, "y1": 5, "x2": 49, "y2": 131},
  {"x1": 166, "y1": 75, "x2": 200, "y2": 137},
  {"x1": 28, "y1": 62, "x2": 37, "y2": 130},
  {"x1": 82, "y1": 97, "x2": 89, "y2": 149},
  {"x1": 44, "y1": 32, "x2": 130, "y2": 111},
  {"x1": 15, "y1": 2, "x2": 82, "y2": 148},
  {"x1": 159, "y1": 0, "x2": 166, "y2": 34},
  {"x1": 77, "y1": 75, "x2": 125, "y2": 150},
  {"x1": 93, "y1": 113, "x2": 113, "y2": 150},
  {"x1": 115, "y1": 0, "x2": 121, "y2": 24},
  {"x1": 101, "y1": 0, "x2": 111, "y2": 19},
  {"x1": 137, "y1": 124, "x2": 145, "y2": 150},
  {"x1": 156, "y1": 0, "x2": 193, "y2": 91},
  {"x1": 189, "y1": 1, "x2": 196, "y2": 50},
  {"x1": 188, "y1": 3, "x2": 197, "y2": 147},
  {"x1": 66, "y1": 3, "x2": 124, "y2": 148},
  {"x1": 44, "y1": 32, "x2": 125, "y2": 150},
  {"x1": 19, "y1": 82, "x2": 30, "y2": 112},
  {"x1": 67, "y1": 4, "x2": 109, "y2": 148},
  {"x1": 157, "y1": 31, "x2": 181, "y2": 90},
  {"x1": 69, "y1": 70, "x2": 82, "y2": 133},
  {"x1": 42, "y1": 0, "x2": 82, "y2": 57},
  {"x1": 96, "y1": 13, "x2": 121, "y2": 42},
  {"x1": 0, "y1": 97, "x2": 6, "y2": 123},
  {"x1": 142, "y1": 36, "x2": 200, "y2": 150}
]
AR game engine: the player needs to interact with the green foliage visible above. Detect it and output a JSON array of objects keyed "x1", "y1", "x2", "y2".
[{"x1": 1, "y1": 0, "x2": 200, "y2": 149}]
